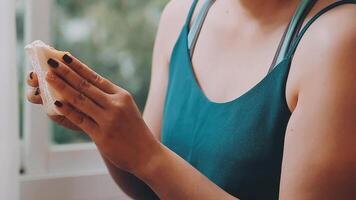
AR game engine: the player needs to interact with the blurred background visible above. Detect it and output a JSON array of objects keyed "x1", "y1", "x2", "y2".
[
  {"x1": 1, "y1": 0, "x2": 168, "y2": 199},
  {"x1": 17, "y1": 0, "x2": 167, "y2": 144}
]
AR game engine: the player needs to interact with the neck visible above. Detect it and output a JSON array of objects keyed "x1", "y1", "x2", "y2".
[{"x1": 235, "y1": 0, "x2": 301, "y2": 24}]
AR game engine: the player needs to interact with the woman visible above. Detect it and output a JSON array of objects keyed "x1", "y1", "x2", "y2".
[{"x1": 26, "y1": 0, "x2": 356, "y2": 199}]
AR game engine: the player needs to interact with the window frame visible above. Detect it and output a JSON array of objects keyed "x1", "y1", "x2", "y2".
[{"x1": 0, "y1": 0, "x2": 20, "y2": 199}]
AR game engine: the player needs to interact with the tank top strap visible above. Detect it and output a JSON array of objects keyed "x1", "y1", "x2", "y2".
[
  {"x1": 187, "y1": 0, "x2": 216, "y2": 57},
  {"x1": 268, "y1": 0, "x2": 317, "y2": 73},
  {"x1": 286, "y1": 0, "x2": 356, "y2": 60},
  {"x1": 184, "y1": 0, "x2": 200, "y2": 27}
]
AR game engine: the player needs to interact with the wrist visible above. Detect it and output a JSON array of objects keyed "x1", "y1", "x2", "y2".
[{"x1": 131, "y1": 141, "x2": 168, "y2": 182}]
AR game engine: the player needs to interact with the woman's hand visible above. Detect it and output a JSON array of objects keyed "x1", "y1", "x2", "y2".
[
  {"x1": 26, "y1": 70, "x2": 82, "y2": 131},
  {"x1": 28, "y1": 55, "x2": 239, "y2": 200},
  {"x1": 44, "y1": 54, "x2": 161, "y2": 174}
]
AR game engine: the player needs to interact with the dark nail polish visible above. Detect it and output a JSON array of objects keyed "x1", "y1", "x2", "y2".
[
  {"x1": 54, "y1": 101, "x2": 63, "y2": 107},
  {"x1": 63, "y1": 54, "x2": 72, "y2": 64},
  {"x1": 47, "y1": 58, "x2": 59, "y2": 68},
  {"x1": 29, "y1": 72, "x2": 33, "y2": 79},
  {"x1": 34, "y1": 87, "x2": 40, "y2": 95}
]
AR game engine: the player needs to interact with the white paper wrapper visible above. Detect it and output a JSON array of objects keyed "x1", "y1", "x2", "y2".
[{"x1": 25, "y1": 40, "x2": 68, "y2": 116}]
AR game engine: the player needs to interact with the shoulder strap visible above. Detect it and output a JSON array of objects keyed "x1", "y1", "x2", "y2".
[
  {"x1": 187, "y1": 0, "x2": 216, "y2": 57},
  {"x1": 186, "y1": 0, "x2": 317, "y2": 63},
  {"x1": 287, "y1": 0, "x2": 356, "y2": 60},
  {"x1": 268, "y1": 0, "x2": 317, "y2": 73},
  {"x1": 185, "y1": 0, "x2": 200, "y2": 27}
]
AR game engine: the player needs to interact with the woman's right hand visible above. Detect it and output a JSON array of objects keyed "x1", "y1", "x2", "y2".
[{"x1": 26, "y1": 71, "x2": 82, "y2": 131}]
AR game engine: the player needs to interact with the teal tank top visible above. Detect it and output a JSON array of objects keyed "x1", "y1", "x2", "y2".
[{"x1": 161, "y1": 1, "x2": 355, "y2": 199}]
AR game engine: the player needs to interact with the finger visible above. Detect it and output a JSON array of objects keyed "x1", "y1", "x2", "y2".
[
  {"x1": 47, "y1": 58, "x2": 110, "y2": 108},
  {"x1": 48, "y1": 114, "x2": 82, "y2": 131},
  {"x1": 45, "y1": 71, "x2": 103, "y2": 122},
  {"x1": 27, "y1": 71, "x2": 39, "y2": 87},
  {"x1": 26, "y1": 87, "x2": 43, "y2": 104},
  {"x1": 53, "y1": 100, "x2": 98, "y2": 137},
  {"x1": 61, "y1": 54, "x2": 118, "y2": 94}
]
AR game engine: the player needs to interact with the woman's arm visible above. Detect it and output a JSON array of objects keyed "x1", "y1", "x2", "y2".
[
  {"x1": 132, "y1": 9, "x2": 356, "y2": 200},
  {"x1": 100, "y1": 0, "x2": 194, "y2": 199},
  {"x1": 25, "y1": 0, "x2": 202, "y2": 199},
  {"x1": 41, "y1": 2, "x2": 355, "y2": 200},
  {"x1": 279, "y1": 7, "x2": 356, "y2": 199},
  {"x1": 118, "y1": 6, "x2": 356, "y2": 200},
  {"x1": 102, "y1": 157, "x2": 158, "y2": 199},
  {"x1": 44, "y1": 52, "x2": 239, "y2": 200}
]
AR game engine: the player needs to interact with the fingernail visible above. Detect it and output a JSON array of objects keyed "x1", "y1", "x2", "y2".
[
  {"x1": 34, "y1": 88, "x2": 40, "y2": 95},
  {"x1": 29, "y1": 72, "x2": 33, "y2": 79},
  {"x1": 47, "y1": 58, "x2": 59, "y2": 68},
  {"x1": 54, "y1": 101, "x2": 63, "y2": 107},
  {"x1": 63, "y1": 54, "x2": 72, "y2": 64}
]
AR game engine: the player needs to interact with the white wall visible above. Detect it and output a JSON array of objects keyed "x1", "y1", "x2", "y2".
[
  {"x1": 0, "y1": 0, "x2": 20, "y2": 199},
  {"x1": 21, "y1": 171, "x2": 130, "y2": 200}
]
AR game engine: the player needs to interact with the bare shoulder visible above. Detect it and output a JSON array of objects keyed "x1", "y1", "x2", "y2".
[
  {"x1": 160, "y1": 0, "x2": 194, "y2": 24},
  {"x1": 287, "y1": 2, "x2": 356, "y2": 107},
  {"x1": 144, "y1": 0, "x2": 195, "y2": 137},
  {"x1": 279, "y1": 5, "x2": 356, "y2": 199},
  {"x1": 308, "y1": 2, "x2": 356, "y2": 53},
  {"x1": 155, "y1": 0, "x2": 195, "y2": 61}
]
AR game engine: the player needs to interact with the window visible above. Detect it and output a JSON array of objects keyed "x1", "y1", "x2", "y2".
[
  {"x1": 17, "y1": 0, "x2": 168, "y2": 199},
  {"x1": 51, "y1": 0, "x2": 167, "y2": 144}
]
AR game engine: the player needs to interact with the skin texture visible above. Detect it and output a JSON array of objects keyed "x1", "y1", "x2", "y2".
[{"x1": 26, "y1": 0, "x2": 356, "y2": 199}]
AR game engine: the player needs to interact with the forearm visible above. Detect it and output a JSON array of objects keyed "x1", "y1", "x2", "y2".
[
  {"x1": 133, "y1": 144, "x2": 239, "y2": 200},
  {"x1": 102, "y1": 157, "x2": 159, "y2": 200}
]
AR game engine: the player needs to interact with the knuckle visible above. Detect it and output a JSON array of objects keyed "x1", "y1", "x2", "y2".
[
  {"x1": 106, "y1": 82, "x2": 118, "y2": 94},
  {"x1": 61, "y1": 66, "x2": 70, "y2": 76},
  {"x1": 62, "y1": 105, "x2": 74, "y2": 116},
  {"x1": 76, "y1": 114, "x2": 85, "y2": 125},
  {"x1": 111, "y1": 98, "x2": 124, "y2": 112},
  {"x1": 56, "y1": 81, "x2": 66, "y2": 90},
  {"x1": 75, "y1": 63, "x2": 86, "y2": 73},
  {"x1": 51, "y1": 115, "x2": 66, "y2": 125},
  {"x1": 119, "y1": 90, "x2": 133, "y2": 104},
  {"x1": 92, "y1": 74, "x2": 103, "y2": 84},
  {"x1": 78, "y1": 79, "x2": 90, "y2": 92},
  {"x1": 46, "y1": 71, "x2": 57, "y2": 81},
  {"x1": 72, "y1": 93, "x2": 86, "y2": 106},
  {"x1": 101, "y1": 94, "x2": 112, "y2": 105},
  {"x1": 63, "y1": 107, "x2": 84, "y2": 125}
]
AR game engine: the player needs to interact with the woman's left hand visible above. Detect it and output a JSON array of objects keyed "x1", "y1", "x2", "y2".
[{"x1": 45, "y1": 54, "x2": 162, "y2": 174}]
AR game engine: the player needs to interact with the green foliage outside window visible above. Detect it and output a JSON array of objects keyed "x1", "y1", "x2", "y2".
[
  {"x1": 13, "y1": 0, "x2": 166, "y2": 144},
  {"x1": 51, "y1": 0, "x2": 168, "y2": 144}
]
